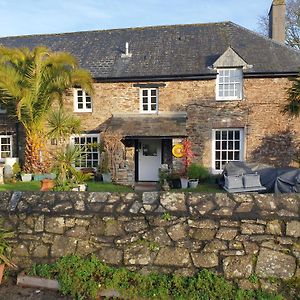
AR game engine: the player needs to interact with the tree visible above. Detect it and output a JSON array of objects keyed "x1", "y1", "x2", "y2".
[
  {"x1": 0, "y1": 46, "x2": 93, "y2": 173},
  {"x1": 258, "y1": 0, "x2": 300, "y2": 50},
  {"x1": 284, "y1": 71, "x2": 300, "y2": 116}
]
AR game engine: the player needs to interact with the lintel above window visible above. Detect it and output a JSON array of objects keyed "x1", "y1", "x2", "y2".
[
  {"x1": 133, "y1": 83, "x2": 166, "y2": 88},
  {"x1": 74, "y1": 88, "x2": 92, "y2": 112}
]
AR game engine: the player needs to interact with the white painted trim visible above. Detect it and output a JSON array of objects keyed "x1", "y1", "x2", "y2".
[
  {"x1": 73, "y1": 88, "x2": 93, "y2": 113},
  {"x1": 215, "y1": 68, "x2": 243, "y2": 101},
  {"x1": 0, "y1": 135, "x2": 13, "y2": 161},
  {"x1": 211, "y1": 128, "x2": 244, "y2": 174},
  {"x1": 139, "y1": 88, "x2": 158, "y2": 114}
]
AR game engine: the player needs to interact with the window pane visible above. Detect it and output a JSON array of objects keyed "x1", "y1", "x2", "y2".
[
  {"x1": 77, "y1": 90, "x2": 83, "y2": 96},
  {"x1": 143, "y1": 105, "x2": 148, "y2": 111},
  {"x1": 215, "y1": 151, "x2": 220, "y2": 159},
  {"x1": 142, "y1": 90, "x2": 148, "y2": 96},
  {"x1": 228, "y1": 151, "x2": 233, "y2": 160},
  {"x1": 228, "y1": 131, "x2": 233, "y2": 140},
  {"x1": 222, "y1": 131, "x2": 227, "y2": 139},
  {"x1": 77, "y1": 97, "x2": 83, "y2": 103},
  {"x1": 222, "y1": 151, "x2": 227, "y2": 160},
  {"x1": 228, "y1": 141, "x2": 233, "y2": 150},
  {"x1": 78, "y1": 103, "x2": 83, "y2": 109},
  {"x1": 215, "y1": 131, "x2": 220, "y2": 140},
  {"x1": 151, "y1": 105, "x2": 156, "y2": 111},
  {"x1": 235, "y1": 141, "x2": 240, "y2": 149},
  {"x1": 234, "y1": 151, "x2": 240, "y2": 160},
  {"x1": 151, "y1": 89, "x2": 156, "y2": 96},
  {"x1": 235, "y1": 131, "x2": 240, "y2": 139},
  {"x1": 222, "y1": 141, "x2": 227, "y2": 149},
  {"x1": 216, "y1": 141, "x2": 220, "y2": 150},
  {"x1": 215, "y1": 161, "x2": 221, "y2": 170},
  {"x1": 86, "y1": 103, "x2": 92, "y2": 109}
]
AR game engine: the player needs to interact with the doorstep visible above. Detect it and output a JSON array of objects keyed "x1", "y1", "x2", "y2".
[{"x1": 134, "y1": 182, "x2": 159, "y2": 192}]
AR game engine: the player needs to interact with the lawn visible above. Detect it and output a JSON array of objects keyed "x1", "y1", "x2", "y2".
[
  {"x1": 0, "y1": 181, "x2": 133, "y2": 192},
  {"x1": 172, "y1": 183, "x2": 223, "y2": 193}
]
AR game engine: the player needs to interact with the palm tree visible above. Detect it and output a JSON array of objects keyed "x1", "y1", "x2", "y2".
[{"x1": 0, "y1": 46, "x2": 93, "y2": 173}]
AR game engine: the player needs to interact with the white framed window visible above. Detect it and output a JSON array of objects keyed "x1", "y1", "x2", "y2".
[
  {"x1": 140, "y1": 88, "x2": 158, "y2": 113},
  {"x1": 71, "y1": 134, "x2": 99, "y2": 168},
  {"x1": 212, "y1": 128, "x2": 244, "y2": 173},
  {"x1": 216, "y1": 68, "x2": 243, "y2": 100},
  {"x1": 0, "y1": 135, "x2": 12, "y2": 162},
  {"x1": 74, "y1": 89, "x2": 92, "y2": 112}
]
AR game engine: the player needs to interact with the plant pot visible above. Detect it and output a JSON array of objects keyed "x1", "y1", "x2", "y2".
[
  {"x1": 0, "y1": 264, "x2": 5, "y2": 284},
  {"x1": 188, "y1": 179, "x2": 199, "y2": 188},
  {"x1": 40, "y1": 179, "x2": 55, "y2": 191},
  {"x1": 78, "y1": 184, "x2": 87, "y2": 191},
  {"x1": 21, "y1": 173, "x2": 32, "y2": 182},
  {"x1": 180, "y1": 177, "x2": 188, "y2": 189},
  {"x1": 102, "y1": 173, "x2": 112, "y2": 183},
  {"x1": 4, "y1": 157, "x2": 18, "y2": 179}
]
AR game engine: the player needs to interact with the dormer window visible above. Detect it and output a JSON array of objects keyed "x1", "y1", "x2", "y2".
[
  {"x1": 216, "y1": 68, "x2": 243, "y2": 101},
  {"x1": 140, "y1": 88, "x2": 158, "y2": 113},
  {"x1": 74, "y1": 88, "x2": 92, "y2": 112}
]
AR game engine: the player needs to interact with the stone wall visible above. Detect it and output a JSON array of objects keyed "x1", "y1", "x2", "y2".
[
  {"x1": 0, "y1": 192, "x2": 299, "y2": 290},
  {"x1": 62, "y1": 77, "x2": 299, "y2": 171}
]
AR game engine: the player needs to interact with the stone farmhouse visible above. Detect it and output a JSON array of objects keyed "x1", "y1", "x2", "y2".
[{"x1": 0, "y1": 0, "x2": 300, "y2": 185}]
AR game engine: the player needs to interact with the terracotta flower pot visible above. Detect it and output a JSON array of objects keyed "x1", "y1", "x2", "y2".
[
  {"x1": 0, "y1": 264, "x2": 5, "y2": 284},
  {"x1": 40, "y1": 179, "x2": 55, "y2": 191}
]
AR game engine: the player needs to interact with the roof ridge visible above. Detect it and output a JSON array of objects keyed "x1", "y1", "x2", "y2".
[
  {"x1": 0, "y1": 21, "x2": 232, "y2": 39},
  {"x1": 228, "y1": 21, "x2": 300, "y2": 55}
]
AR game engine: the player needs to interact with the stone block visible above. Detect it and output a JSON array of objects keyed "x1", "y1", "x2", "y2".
[
  {"x1": 256, "y1": 248, "x2": 296, "y2": 279},
  {"x1": 223, "y1": 255, "x2": 253, "y2": 279},
  {"x1": 190, "y1": 228, "x2": 216, "y2": 241},
  {"x1": 51, "y1": 236, "x2": 78, "y2": 257},
  {"x1": 265, "y1": 220, "x2": 283, "y2": 235},
  {"x1": 286, "y1": 221, "x2": 300, "y2": 237},
  {"x1": 191, "y1": 253, "x2": 219, "y2": 268},
  {"x1": 203, "y1": 239, "x2": 227, "y2": 252},
  {"x1": 187, "y1": 219, "x2": 218, "y2": 229},
  {"x1": 45, "y1": 217, "x2": 65, "y2": 234},
  {"x1": 160, "y1": 192, "x2": 186, "y2": 211},
  {"x1": 124, "y1": 219, "x2": 149, "y2": 233},
  {"x1": 167, "y1": 223, "x2": 187, "y2": 241},
  {"x1": 96, "y1": 248, "x2": 123, "y2": 265},
  {"x1": 124, "y1": 243, "x2": 153, "y2": 265},
  {"x1": 241, "y1": 223, "x2": 265, "y2": 235},
  {"x1": 216, "y1": 227, "x2": 238, "y2": 240},
  {"x1": 154, "y1": 247, "x2": 190, "y2": 267}
]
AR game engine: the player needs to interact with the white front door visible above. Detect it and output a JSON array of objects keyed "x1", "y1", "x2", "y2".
[{"x1": 138, "y1": 139, "x2": 162, "y2": 181}]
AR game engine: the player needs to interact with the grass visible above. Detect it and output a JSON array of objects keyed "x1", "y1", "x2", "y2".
[
  {"x1": 0, "y1": 180, "x2": 133, "y2": 192},
  {"x1": 172, "y1": 183, "x2": 223, "y2": 193},
  {"x1": 0, "y1": 181, "x2": 221, "y2": 193}
]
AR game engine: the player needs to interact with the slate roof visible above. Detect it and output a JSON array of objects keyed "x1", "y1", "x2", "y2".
[
  {"x1": 97, "y1": 114, "x2": 187, "y2": 137},
  {"x1": 0, "y1": 22, "x2": 300, "y2": 80}
]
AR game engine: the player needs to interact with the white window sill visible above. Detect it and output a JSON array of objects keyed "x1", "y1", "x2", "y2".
[{"x1": 74, "y1": 109, "x2": 93, "y2": 113}]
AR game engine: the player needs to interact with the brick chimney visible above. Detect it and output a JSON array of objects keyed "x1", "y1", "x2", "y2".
[{"x1": 268, "y1": 0, "x2": 286, "y2": 43}]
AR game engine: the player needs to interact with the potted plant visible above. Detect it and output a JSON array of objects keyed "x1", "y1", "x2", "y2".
[
  {"x1": 187, "y1": 163, "x2": 209, "y2": 188},
  {"x1": 179, "y1": 139, "x2": 194, "y2": 189},
  {"x1": 21, "y1": 172, "x2": 32, "y2": 182},
  {"x1": 73, "y1": 170, "x2": 93, "y2": 191},
  {"x1": 100, "y1": 151, "x2": 112, "y2": 183},
  {"x1": 0, "y1": 219, "x2": 16, "y2": 283}
]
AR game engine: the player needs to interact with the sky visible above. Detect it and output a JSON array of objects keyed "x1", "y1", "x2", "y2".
[{"x1": 0, "y1": 0, "x2": 272, "y2": 37}]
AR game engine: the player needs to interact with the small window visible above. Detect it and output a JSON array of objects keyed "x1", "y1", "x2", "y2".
[
  {"x1": 0, "y1": 135, "x2": 12, "y2": 161},
  {"x1": 71, "y1": 134, "x2": 99, "y2": 168},
  {"x1": 140, "y1": 88, "x2": 158, "y2": 113},
  {"x1": 74, "y1": 89, "x2": 92, "y2": 112},
  {"x1": 216, "y1": 68, "x2": 243, "y2": 100},
  {"x1": 212, "y1": 128, "x2": 244, "y2": 173}
]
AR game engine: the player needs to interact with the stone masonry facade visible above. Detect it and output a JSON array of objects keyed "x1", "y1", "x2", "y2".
[
  {"x1": 0, "y1": 191, "x2": 299, "y2": 291},
  {"x1": 64, "y1": 77, "x2": 299, "y2": 172}
]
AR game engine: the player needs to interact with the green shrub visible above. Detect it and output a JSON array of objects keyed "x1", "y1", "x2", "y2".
[
  {"x1": 187, "y1": 163, "x2": 209, "y2": 181},
  {"x1": 26, "y1": 255, "x2": 286, "y2": 300}
]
